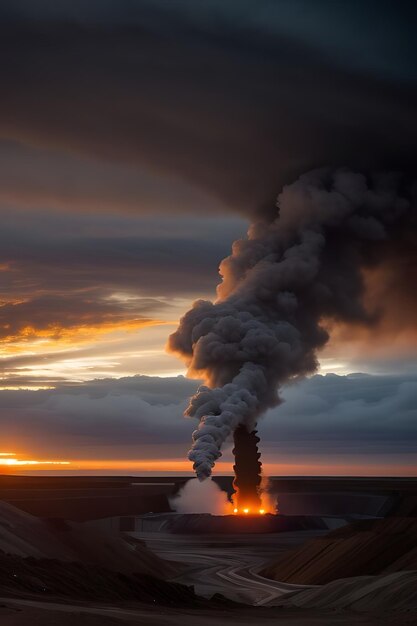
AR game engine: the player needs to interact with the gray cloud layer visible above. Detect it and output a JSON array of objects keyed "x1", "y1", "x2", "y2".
[
  {"x1": 0, "y1": 210, "x2": 245, "y2": 297},
  {"x1": 1, "y1": 373, "x2": 415, "y2": 465}
]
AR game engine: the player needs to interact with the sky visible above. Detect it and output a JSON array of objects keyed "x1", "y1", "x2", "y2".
[{"x1": 0, "y1": 0, "x2": 416, "y2": 475}]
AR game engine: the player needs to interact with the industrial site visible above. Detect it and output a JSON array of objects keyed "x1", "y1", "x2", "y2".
[{"x1": 0, "y1": 474, "x2": 416, "y2": 625}]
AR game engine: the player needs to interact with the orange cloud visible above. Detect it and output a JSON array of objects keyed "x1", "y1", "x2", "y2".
[
  {"x1": 321, "y1": 260, "x2": 417, "y2": 363},
  {"x1": 0, "y1": 319, "x2": 163, "y2": 347}
]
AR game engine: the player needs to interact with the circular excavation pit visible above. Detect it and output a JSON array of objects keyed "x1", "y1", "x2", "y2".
[{"x1": 135, "y1": 512, "x2": 329, "y2": 534}]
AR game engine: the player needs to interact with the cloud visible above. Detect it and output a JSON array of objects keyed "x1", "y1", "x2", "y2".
[
  {"x1": 0, "y1": 209, "x2": 245, "y2": 298},
  {"x1": 0, "y1": 294, "x2": 166, "y2": 344},
  {"x1": 0, "y1": 375, "x2": 199, "y2": 459},
  {"x1": 0, "y1": 209, "x2": 247, "y2": 380},
  {"x1": 0, "y1": 373, "x2": 415, "y2": 468},
  {"x1": 261, "y1": 373, "x2": 417, "y2": 453},
  {"x1": 0, "y1": 2, "x2": 415, "y2": 217},
  {"x1": 0, "y1": 1, "x2": 414, "y2": 470},
  {"x1": 0, "y1": 140, "x2": 219, "y2": 216}
]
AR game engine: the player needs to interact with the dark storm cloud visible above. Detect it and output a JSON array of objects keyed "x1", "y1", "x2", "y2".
[
  {"x1": 0, "y1": 209, "x2": 247, "y2": 352},
  {"x1": 0, "y1": 140, "x2": 218, "y2": 215},
  {"x1": 0, "y1": 209, "x2": 245, "y2": 298},
  {"x1": 0, "y1": 373, "x2": 415, "y2": 461},
  {"x1": 0, "y1": 1, "x2": 416, "y2": 216}
]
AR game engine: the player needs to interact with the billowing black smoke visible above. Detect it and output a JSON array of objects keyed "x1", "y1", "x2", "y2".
[
  {"x1": 168, "y1": 168, "x2": 416, "y2": 479},
  {"x1": 232, "y1": 426, "x2": 262, "y2": 508}
]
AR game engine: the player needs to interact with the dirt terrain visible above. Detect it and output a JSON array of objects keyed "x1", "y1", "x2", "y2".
[
  {"x1": 0, "y1": 475, "x2": 415, "y2": 625},
  {"x1": 1, "y1": 597, "x2": 416, "y2": 626},
  {"x1": 0, "y1": 501, "x2": 170, "y2": 577},
  {"x1": 261, "y1": 517, "x2": 417, "y2": 584}
]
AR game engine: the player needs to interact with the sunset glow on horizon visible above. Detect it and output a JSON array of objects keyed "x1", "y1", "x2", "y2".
[
  {"x1": 2, "y1": 454, "x2": 416, "y2": 477},
  {"x1": 0, "y1": 452, "x2": 70, "y2": 468}
]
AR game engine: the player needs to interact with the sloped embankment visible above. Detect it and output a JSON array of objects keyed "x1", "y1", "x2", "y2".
[
  {"x1": 0, "y1": 500, "x2": 170, "y2": 577},
  {"x1": 276, "y1": 570, "x2": 417, "y2": 612},
  {"x1": 261, "y1": 517, "x2": 417, "y2": 584},
  {"x1": 0, "y1": 501, "x2": 211, "y2": 606},
  {"x1": 0, "y1": 551, "x2": 199, "y2": 605}
]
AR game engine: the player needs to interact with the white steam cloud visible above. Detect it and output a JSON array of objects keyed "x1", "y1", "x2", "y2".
[{"x1": 170, "y1": 478, "x2": 231, "y2": 514}]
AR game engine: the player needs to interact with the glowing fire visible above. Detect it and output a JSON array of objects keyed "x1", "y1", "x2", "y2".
[
  {"x1": 230, "y1": 491, "x2": 277, "y2": 516},
  {"x1": 229, "y1": 476, "x2": 277, "y2": 516},
  {"x1": 232, "y1": 505, "x2": 267, "y2": 515}
]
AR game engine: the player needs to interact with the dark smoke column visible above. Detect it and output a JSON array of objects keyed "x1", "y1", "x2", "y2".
[
  {"x1": 232, "y1": 426, "x2": 262, "y2": 508},
  {"x1": 168, "y1": 168, "x2": 415, "y2": 481}
]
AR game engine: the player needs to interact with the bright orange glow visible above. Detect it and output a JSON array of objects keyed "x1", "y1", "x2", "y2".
[
  {"x1": 1, "y1": 455, "x2": 417, "y2": 477},
  {"x1": 231, "y1": 505, "x2": 268, "y2": 516},
  {"x1": 0, "y1": 317, "x2": 178, "y2": 388},
  {"x1": 66, "y1": 459, "x2": 210, "y2": 471},
  {"x1": 0, "y1": 452, "x2": 70, "y2": 468},
  {"x1": 0, "y1": 319, "x2": 165, "y2": 352},
  {"x1": 231, "y1": 501, "x2": 274, "y2": 516},
  {"x1": 231, "y1": 475, "x2": 277, "y2": 516}
]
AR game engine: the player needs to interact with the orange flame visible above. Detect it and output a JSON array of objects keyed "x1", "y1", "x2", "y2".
[
  {"x1": 230, "y1": 476, "x2": 278, "y2": 515},
  {"x1": 230, "y1": 493, "x2": 277, "y2": 516}
]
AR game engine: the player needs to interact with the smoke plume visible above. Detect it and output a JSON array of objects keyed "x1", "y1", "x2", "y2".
[
  {"x1": 232, "y1": 426, "x2": 262, "y2": 508},
  {"x1": 170, "y1": 478, "x2": 231, "y2": 514},
  {"x1": 168, "y1": 168, "x2": 416, "y2": 480}
]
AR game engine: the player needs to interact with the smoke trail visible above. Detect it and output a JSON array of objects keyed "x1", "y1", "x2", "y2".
[
  {"x1": 168, "y1": 168, "x2": 416, "y2": 479},
  {"x1": 232, "y1": 426, "x2": 262, "y2": 508},
  {"x1": 170, "y1": 478, "x2": 231, "y2": 514}
]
